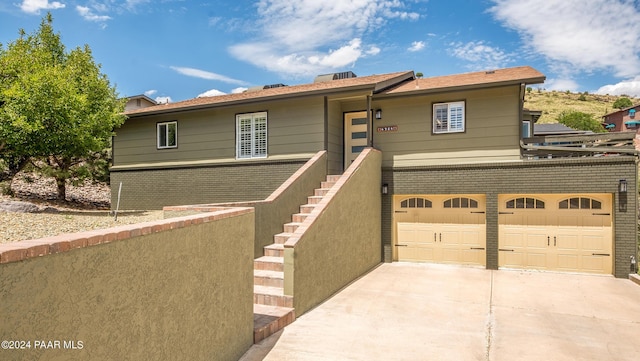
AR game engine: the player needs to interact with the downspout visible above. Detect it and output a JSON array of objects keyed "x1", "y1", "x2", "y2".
[
  {"x1": 367, "y1": 94, "x2": 373, "y2": 147},
  {"x1": 519, "y1": 83, "x2": 526, "y2": 156}
]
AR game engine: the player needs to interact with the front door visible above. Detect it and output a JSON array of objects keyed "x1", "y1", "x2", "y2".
[{"x1": 344, "y1": 111, "x2": 369, "y2": 167}]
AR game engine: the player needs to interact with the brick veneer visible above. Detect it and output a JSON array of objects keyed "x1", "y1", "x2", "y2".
[
  {"x1": 0, "y1": 207, "x2": 253, "y2": 264},
  {"x1": 382, "y1": 156, "x2": 638, "y2": 278},
  {"x1": 110, "y1": 159, "x2": 308, "y2": 210}
]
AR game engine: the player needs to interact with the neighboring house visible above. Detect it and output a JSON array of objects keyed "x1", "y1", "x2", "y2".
[
  {"x1": 602, "y1": 104, "x2": 640, "y2": 132},
  {"x1": 603, "y1": 104, "x2": 640, "y2": 149},
  {"x1": 533, "y1": 123, "x2": 591, "y2": 136},
  {"x1": 112, "y1": 66, "x2": 637, "y2": 278},
  {"x1": 124, "y1": 94, "x2": 157, "y2": 112}
]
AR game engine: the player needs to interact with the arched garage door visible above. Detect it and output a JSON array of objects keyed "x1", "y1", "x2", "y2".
[
  {"x1": 393, "y1": 195, "x2": 486, "y2": 266},
  {"x1": 498, "y1": 194, "x2": 612, "y2": 274}
]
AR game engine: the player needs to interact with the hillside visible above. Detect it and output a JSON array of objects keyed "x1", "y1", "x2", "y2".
[{"x1": 523, "y1": 90, "x2": 640, "y2": 124}]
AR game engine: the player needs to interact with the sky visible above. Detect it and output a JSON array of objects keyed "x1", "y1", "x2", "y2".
[{"x1": 2, "y1": 0, "x2": 640, "y2": 103}]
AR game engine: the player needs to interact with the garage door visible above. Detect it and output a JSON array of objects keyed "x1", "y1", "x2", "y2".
[
  {"x1": 394, "y1": 195, "x2": 486, "y2": 266},
  {"x1": 498, "y1": 194, "x2": 612, "y2": 274}
]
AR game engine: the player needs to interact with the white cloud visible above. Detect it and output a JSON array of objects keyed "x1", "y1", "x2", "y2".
[
  {"x1": 231, "y1": 87, "x2": 248, "y2": 94},
  {"x1": 155, "y1": 96, "x2": 172, "y2": 104},
  {"x1": 544, "y1": 78, "x2": 579, "y2": 92},
  {"x1": 408, "y1": 41, "x2": 425, "y2": 52},
  {"x1": 144, "y1": 89, "x2": 157, "y2": 97},
  {"x1": 19, "y1": 0, "x2": 65, "y2": 14},
  {"x1": 229, "y1": 0, "x2": 421, "y2": 77},
  {"x1": 449, "y1": 41, "x2": 513, "y2": 70},
  {"x1": 197, "y1": 89, "x2": 227, "y2": 98},
  {"x1": 169, "y1": 66, "x2": 248, "y2": 86},
  {"x1": 76, "y1": 6, "x2": 112, "y2": 23},
  {"x1": 490, "y1": 0, "x2": 640, "y2": 78},
  {"x1": 596, "y1": 77, "x2": 640, "y2": 97}
]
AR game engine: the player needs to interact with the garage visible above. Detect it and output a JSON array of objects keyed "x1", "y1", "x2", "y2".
[
  {"x1": 498, "y1": 194, "x2": 613, "y2": 274},
  {"x1": 393, "y1": 194, "x2": 486, "y2": 266}
]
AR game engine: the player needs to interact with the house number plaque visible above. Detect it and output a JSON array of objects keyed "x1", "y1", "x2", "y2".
[{"x1": 377, "y1": 125, "x2": 398, "y2": 133}]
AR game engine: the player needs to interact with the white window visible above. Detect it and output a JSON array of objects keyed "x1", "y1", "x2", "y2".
[
  {"x1": 236, "y1": 112, "x2": 267, "y2": 159},
  {"x1": 157, "y1": 121, "x2": 177, "y2": 149},
  {"x1": 433, "y1": 101, "x2": 465, "y2": 134},
  {"x1": 522, "y1": 120, "x2": 531, "y2": 138}
]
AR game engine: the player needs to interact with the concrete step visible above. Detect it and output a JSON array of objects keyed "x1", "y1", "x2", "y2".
[
  {"x1": 264, "y1": 243, "x2": 284, "y2": 257},
  {"x1": 314, "y1": 188, "x2": 331, "y2": 197},
  {"x1": 254, "y1": 285, "x2": 294, "y2": 307},
  {"x1": 253, "y1": 304, "x2": 295, "y2": 344},
  {"x1": 254, "y1": 269, "x2": 284, "y2": 288},
  {"x1": 321, "y1": 180, "x2": 336, "y2": 189},
  {"x1": 283, "y1": 222, "x2": 302, "y2": 233},
  {"x1": 307, "y1": 195, "x2": 323, "y2": 204},
  {"x1": 273, "y1": 232, "x2": 293, "y2": 244},
  {"x1": 254, "y1": 256, "x2": 284, "y2": 272},
  {"x1": 326, "y1": 174, "x2": 341, "y2": 182},
  {"x1": 299, "y1": 203, "x2": 316, "y2": 213},
  {"x1": 291, "y1": 213, "x2": 310, "y2": 223}
]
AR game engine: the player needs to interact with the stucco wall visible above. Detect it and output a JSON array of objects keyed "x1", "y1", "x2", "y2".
[
  {"x1": 284, "y1": 148, "x2": 382, "y2": 315},
  {"x1": 382, "y1": 156, "x2": 638, "y2": 278},
  {"x1": 164, "y1": 151, "x2": 328, "y2": 258},
  {"x1": 0, "y1": 210, "x2": 254, "y2": 361}
]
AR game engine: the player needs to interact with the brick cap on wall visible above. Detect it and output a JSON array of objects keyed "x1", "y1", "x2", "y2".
[{"x1": 0, "y1": 207, "x2": 253, "y2": 265}]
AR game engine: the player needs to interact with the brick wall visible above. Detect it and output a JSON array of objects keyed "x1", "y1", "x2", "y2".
[
  {"x1": 382, "y1": 156, "x2": 638, "y2": 278},
  {"x1": 110, "y1": 160, "x2": 307, "y2": 210}
]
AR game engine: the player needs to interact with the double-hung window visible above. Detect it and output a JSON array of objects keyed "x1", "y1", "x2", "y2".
[
  {"x1": 236, "y1": 112, "x2": 267, "y2": 159},
  {"x1": 433, "y1": 101, "x2": 465, "y2": 134},
  {"x1": 157, "y1": 121, "x2": 177, "y2": 149}
]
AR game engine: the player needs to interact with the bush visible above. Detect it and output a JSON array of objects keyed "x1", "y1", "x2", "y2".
[
  {"x1": 613, "y1": 97, "x2": 633, "y2": 109},
  {"x1": 556, "y1": 111, "x2": 606, "y2": 133}
]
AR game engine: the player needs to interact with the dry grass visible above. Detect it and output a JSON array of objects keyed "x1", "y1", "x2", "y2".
[{"x1": 524, "y1": 90, "x2": 640, "y2": 124}]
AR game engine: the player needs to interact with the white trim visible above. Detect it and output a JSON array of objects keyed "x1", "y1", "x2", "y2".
[
  {"x1": 433, "y1": 101, "x2": 465, "y2": 134},
  {"x1": 157, "y1": 121, "x2": 177, "y2": 149},
  {"x1": 236, "y1": 112, "x2": 268, "y2": 159}
]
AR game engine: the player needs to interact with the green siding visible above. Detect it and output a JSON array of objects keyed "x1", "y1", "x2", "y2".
[
  {"x1": 373, "y1": 85, "x2": 521, "y2": 167},
  {"x1": 114, "y1": 97, "x2": 326, "y2": 166}
]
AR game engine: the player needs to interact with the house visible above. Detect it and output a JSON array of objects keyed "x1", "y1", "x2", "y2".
[
  {"x1": 124, "y1": 94, "x2": 157, "y2": 112},
  {"x1": 112, "y1": 66, "x2": 637, "y2": 278},
  {"x1": 602, "y1": 104, "x2": 640, "y2": 132},
  {"x1": 602, "y1": 104, "x2": 640, "y2": 149}
]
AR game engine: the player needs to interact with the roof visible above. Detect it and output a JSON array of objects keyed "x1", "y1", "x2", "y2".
[
  {"x1": 602, "y1": 104, "x2": 640, "y2": 118},
  {"x1": 534, "y1": 123, "x2": 591, "y2": 136},
  {"x1": 379, "y1": 66, "x2": 545, "y2": 96},
  {"x1": 125, "y1": 71, "x2": 414, "y2": 116}
]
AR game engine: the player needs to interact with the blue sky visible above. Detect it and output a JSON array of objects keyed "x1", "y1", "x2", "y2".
[{"x1": 2, "y1": 0, "x2": 640, "y2": 103}]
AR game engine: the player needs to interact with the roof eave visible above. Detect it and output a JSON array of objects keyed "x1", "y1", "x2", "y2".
[
  {"x1": 376, "y1": 76, "x2": 546, "y2": 99},
  {"x1": 125, "y1": 83, "x2": 381, "y2": 118}
]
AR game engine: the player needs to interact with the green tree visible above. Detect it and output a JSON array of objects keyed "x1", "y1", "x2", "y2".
[
  {"x1": 612, "y1": 97, "x2": 632, "y2": 109},
  {"x1": 556, "y1": 111, "x2": 605, "y2": 133},
  {"x1": 0, "y1": 13, "x2": 125, "y2": 200}
]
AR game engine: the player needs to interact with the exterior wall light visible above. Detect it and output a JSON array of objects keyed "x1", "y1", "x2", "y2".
[
  {"x1": 619, "y1": 179, "x2": 628, "y2": 193},
  {"x1": 381, "y1": 183, "x2": 389, "y2": 195},
  {"x1": 375, "y1": 109, "x2": 382, "y2": 120}
]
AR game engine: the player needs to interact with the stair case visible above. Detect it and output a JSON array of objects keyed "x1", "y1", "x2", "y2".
[{"x1": 252, "y1": 175, "x2": 340, "y2": 343}]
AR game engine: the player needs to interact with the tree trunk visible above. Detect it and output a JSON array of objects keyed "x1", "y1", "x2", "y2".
[{"x1": 55, "y1": 176, "x2": 66, "y2": 201}]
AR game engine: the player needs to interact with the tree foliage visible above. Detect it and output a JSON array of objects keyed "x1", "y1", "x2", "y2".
[
  {"x1": 612, "y1": 97, "x2": 632, "y2": 109},
  {"x1": 556, "y1": 111, "x2": 606, "y2": 133},
  {"x1": 0, "y1": 13, "x2": 125, "y2": 199}
]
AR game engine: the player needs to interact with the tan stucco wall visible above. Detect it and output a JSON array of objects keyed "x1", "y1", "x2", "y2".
[
  {"x1": 285, "y1": 148, "x2": 382, "y2": 315},
  {"x1": 0, "y1": 211, "x2": 254, "y2": 361}
]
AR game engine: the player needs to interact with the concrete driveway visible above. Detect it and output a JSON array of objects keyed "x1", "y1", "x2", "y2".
[{"x1": 240, "y1": 263, "x2": 640, "y2": 361}]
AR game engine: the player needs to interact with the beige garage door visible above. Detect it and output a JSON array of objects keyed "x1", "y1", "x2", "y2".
[
  {"x1": 394, "y1": 195, "x2": 486, "y2": 266},
  {"x1": 498, "y1": 194, "x2": 612, "y2": 274}
]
